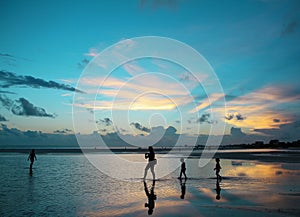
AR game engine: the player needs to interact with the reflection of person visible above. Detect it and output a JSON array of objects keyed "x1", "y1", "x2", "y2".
[
  {"x1": 180, "y1": 178, "x2": 186, "y2": 199},
  {"x1": 143, "y1": 146, "x2": 156, "y2": 180},
  {"x1": 27, "y1": 149, "x2": 37, "y2": 173},
  {"x1": 214, "y1": 158, "x2": 222, "y2": 180},
  {"x1": 215, "y1": 179, "x2": 221, "y2": 200},
  {"x1": 144, "y1": 180, "x2": 157, "y2": 215},
  {"x1": 179, "y1": 157, "x2": 187, "y2": 179}
]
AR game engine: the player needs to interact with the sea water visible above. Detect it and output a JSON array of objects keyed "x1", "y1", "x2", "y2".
[{"x1": 1, "y1": 153, "x2": 300, "y2": 217}]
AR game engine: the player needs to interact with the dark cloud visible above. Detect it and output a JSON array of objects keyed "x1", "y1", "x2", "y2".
[
  {"x1": 130, "y1": 122, "x2": 151, "y2": 133},
  {"x1": 0, "y1": 94, "x2": 14, "y2": 109},
  {"x1": 225, "y1": 113, "x2": 234, "y2": 120},
  {"x1": 11, "y1": 98, "x2": 55, "y2": 118},
  {"x1": 0, "y1": 114, "x2": 7, "y2": 122},
  {"x1": 97, "y1": 118, "x2": 113, "y2": 126},
  {"x1": 225, "y1": 113, "x2": 246, "y2": 121},
  {"x1": 273, "y1": 119, "x2": 281, "y2": 123},
  {"x1": 236, "y1": 113, "x2": 246, "y2": 121},
  {"x1": 281, "y1": 19, "x2": 298, "y2": 37},
  {"x1": 54, "y1": 129, "x2": 72, "y2": 134},
  {"x1": 0, "y1": 70, "x2": 84, "y2": 93},
  {"x1": 197, "y1": 113, "x2": 212, "y2": 124},
  {"x1": 78, "y1": 58, "x2": 90, "y2": 69},
  {"x1": 0, "y1": 124, "x2": 22, "y2": 136},
  {"x1": 254, "y1": 121, "x2": 300, "y2": 141}
]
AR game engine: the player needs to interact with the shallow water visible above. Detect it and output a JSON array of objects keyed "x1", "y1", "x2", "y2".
[{"x1": 0, "y1": 153, "x2": 300, "y2": 216}]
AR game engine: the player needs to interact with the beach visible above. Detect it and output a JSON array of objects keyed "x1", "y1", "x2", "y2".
[{"x1": 1, "y1": 150, "x2": 300, "y2": 217}]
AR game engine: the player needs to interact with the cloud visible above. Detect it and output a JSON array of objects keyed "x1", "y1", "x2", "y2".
[
  {"x1": 11, "y1": 98, "x2": 55, "y2": 118},
  {"x1": 78, "y1": 58, "x2": 90, "y2": 69},
  {"x1": 23, "y1": 130, "x2": 43, "y2": 138},
  {"x1": 97, "y1": 118, "x2": 113, "y2": 126},
  {"x1": 0, "y1": 114, "x2": 7, "y2": 122},
  {"x1": 0, "y1": 94, "x2": 14, "y2": 109},
  {"x1": 281, "y1": 19, "x2": 298, "y2": 37},
  {"x1": 76, "y1": 74, "x2": 193, "y2": 111},
  {"x1": 225, "y1": 113, "x2": 234, "y2": 120},
  {"x1": 0, "y1": 53, "x2": 15, "y2": 58},
  {"x1": 130, "y1": 122, "x2": 151, "y2": 133},
  {"x1": 53, "y1": 129, "x2": 72, "y2": 134},
  {"x1": 197, "y1": 113, "x2": 211, "y2": 124},
  {"x1": 230, "y1": 127, "x2": 246, "y2": 136},
  {"x1": 0, "y1": 124, "x2": 22, "y2": 136},
  {"x1": 254, "y1": 121, "x2": 300, "y2": 141},
  {"x1": 215, "y1": 85, "x2": 300, "y2": 130},
  {"x1": 190, "y1": 93, "x2": 225, "y2": 113},
  {"x1": 226, "y1": 112, "x2": 246, "y2": 121},
  {"x1": 236, "y1": 113, "x2": 246, "y2": 120},
  {"x1": 0, "y1": 70, "x2": 84, "y2": 93}
]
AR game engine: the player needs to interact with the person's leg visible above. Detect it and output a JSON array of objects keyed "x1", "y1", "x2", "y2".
[
  {"x1": 150, "y1": 163, "x2": 155, "y2": 180},
  {"x1": 179, "y1": 170, "x2": 182, "y2": 179},
  {"x1": 144, "y1": 163, "x2": 150, "y2": 179},
  {"x1": 30, "y1": 161, "x2": 33, "y2": 170},
  {"x1": 183, "y1": 171, "x2": 187, "y2": 179}
]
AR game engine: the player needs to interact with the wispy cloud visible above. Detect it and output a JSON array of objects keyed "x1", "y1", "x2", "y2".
[
  {"x1": 216, "y1": 85, "x2": 300, "y2": 130},
  {"x1": 0, "y1": 70, "x2": 84, "y2": 93},
  {"x1": 190, "y1": 93, "x2": 224, "y2": 113},
  {"x1": 76, "y1": 74, "x2": 193, "y2": 111}
]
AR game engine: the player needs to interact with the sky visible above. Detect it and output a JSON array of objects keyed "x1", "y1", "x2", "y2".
[{"x1": 0, "y1": 0, "x2": 300, "y2": 148}]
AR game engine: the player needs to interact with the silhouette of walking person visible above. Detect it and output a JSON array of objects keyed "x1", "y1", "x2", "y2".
[
  {"x1": 28, "y1": 149, "x2": 37, "y2": 174},
  {"x1": 214, "y1": 158, "x2": 222, "y2": 181},
  {"x1": 179, "y1": 157, "x2": 187, "y2": 179},
  {"x1": 143, "y1": 146, "x2": 156, "y2": 180},
  {"x1": 144, "y1": 180, "x2": 157, "y2": 215},
  {"x1": 215, "y1": 179, "x2": 221, "y2": 200},
  {"x1": 180, "y1": 178, "x2": 186, "y2": 199}
]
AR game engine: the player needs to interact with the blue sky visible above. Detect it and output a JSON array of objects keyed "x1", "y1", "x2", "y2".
[{"x1": 1, "y1": 0, "x2": 300, "y2": 147}]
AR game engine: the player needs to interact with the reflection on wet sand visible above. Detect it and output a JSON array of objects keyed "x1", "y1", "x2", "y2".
[
  {"x1": 144, "y1": 180, "x2": 157, "y2": 215},
  {"x1": 215, "y1": 179, "x2": 221, "y2": 200},
  {"x1": 78, "y1": 158, "x2": 300, "y2": 217}
]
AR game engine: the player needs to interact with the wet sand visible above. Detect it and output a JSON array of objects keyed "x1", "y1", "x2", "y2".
[{"x1": 1, "y1": 151, "x2": 300, "y2": 216}]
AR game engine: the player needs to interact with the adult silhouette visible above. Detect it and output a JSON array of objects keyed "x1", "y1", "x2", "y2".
[
  {"x1": 143, "y1": 146, "x2": 156, "y2": 180},
  {"x1": 27, "y1": 149, "x2": 37, "y2": 173}
]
